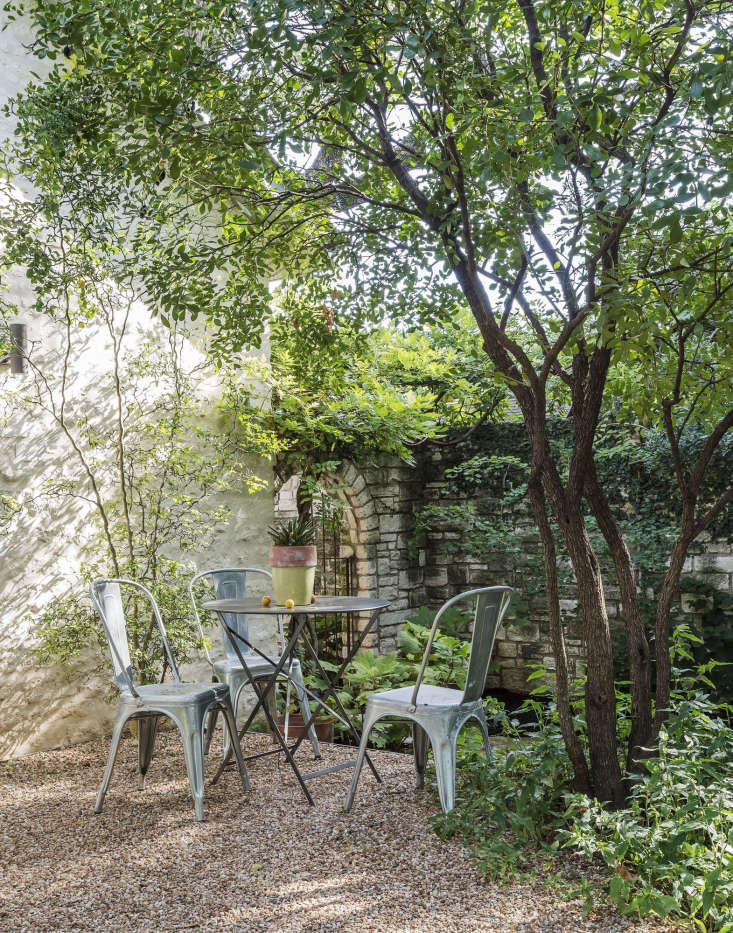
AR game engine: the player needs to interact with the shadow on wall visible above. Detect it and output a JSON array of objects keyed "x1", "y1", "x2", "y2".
[{"x1": 0, "y1": 641, "x2": 117, "y2": 759}]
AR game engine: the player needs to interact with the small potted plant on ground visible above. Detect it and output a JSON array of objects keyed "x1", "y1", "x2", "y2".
[{"x1": 268, "y1": 516, "x2": 317, "y2": 606}]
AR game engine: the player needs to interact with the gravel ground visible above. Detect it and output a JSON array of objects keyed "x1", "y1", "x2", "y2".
[{"x1": 1, "y1": 732, "x2": 677, "y2": 933}]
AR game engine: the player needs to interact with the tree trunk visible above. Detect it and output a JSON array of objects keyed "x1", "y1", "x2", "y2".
[
  {"x1": 654, "y1": 532, "x2": 690, "y2": 731},
  {"x1": 583, "y1": 464, "x2": 652, "y2": 770},
  {"x1": 527, "y1": 474, "x2": 592, "y2": 793},
  {"x1": 557, "y1": 508, "x2": 626, "y2": 805}
]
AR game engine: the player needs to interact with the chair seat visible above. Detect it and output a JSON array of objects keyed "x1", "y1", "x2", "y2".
[
  {"x1": 213, "y1": 655, "x2": 291, "y2": 677},
  {"x1": 122, "y1": 682, "x2": 229, "y2": 705},
  {"x1": 369, "y1": 684, "x2": 465, "y2": 708}
]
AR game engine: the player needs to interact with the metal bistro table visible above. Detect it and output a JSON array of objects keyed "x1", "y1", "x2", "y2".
[{"x1": 203, "y1": 595, "x2": 390, "y2": 805}]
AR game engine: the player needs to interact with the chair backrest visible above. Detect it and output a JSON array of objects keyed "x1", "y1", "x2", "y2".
[
  {"x1": 89, "y1": 578, "x2": 181, "y2": 695},
  {"x1": 188, "y1": 567, "x2": 275, "y2": 664},
  {"x1": 411, "y1": 586, "x2": 513, "y2": 708},
  {"x1": 461, "y1": 587, "x2": 513, "y2": 702}
]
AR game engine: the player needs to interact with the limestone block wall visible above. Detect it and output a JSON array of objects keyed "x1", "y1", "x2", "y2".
[
  {"x1": 336, "y1": 460, "x2": 426, "y2": 653},
  {"x1": 332, "y1": 449, "x2": 732, "y2": 694},
  {"x1": 0, "y1": 13, "x2": 274, "y2": 759}
]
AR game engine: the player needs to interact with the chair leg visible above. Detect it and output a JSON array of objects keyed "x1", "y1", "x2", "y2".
[
  {"x1": 222, "y1": 680, "x2": 247, "y2": 764},
  {"x1": 344, "y1": 705, "x2": 379, "y2": 812},
  {"x1": 432, "y1": 733, "x2": 458, "y2": 814},
  {"x1": 95, "y1": 707, "x2": 129, "y2": 814},
  {"x1": 203, "y1": 674, "x2": 222, "y2": 756},
  {"x1": 474, "y1": 708, "x2": 493, "y2": 763},
  {"x1": 413, "y1": 723, "x2": 429, "y2": 790},
  {"x1": 290, "y1": 659, "x2": 321, "y2": 758},
  {"x1": 203, "y1": 707, "x2": 219, "y2": 756},
  {"x1": 220, "y1": 700, "x2": 251, "y2": 794},
  {"x1": 175, "y1": 711, "x2": 206, "y2": 822},
  {"x1": 137, "y1": 714, "x2": 159, "y2": 789},
  {"x1": 259, "y1": 675, "x2": 279, "y2": 745}
]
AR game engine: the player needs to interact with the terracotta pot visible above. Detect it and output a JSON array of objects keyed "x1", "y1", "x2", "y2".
[
  {"x1": 272, "y1": 712, "x2": 334, "y2": 743},
  {"x1": 269, "y1": 544, "x2": 317, "y2": 606}
]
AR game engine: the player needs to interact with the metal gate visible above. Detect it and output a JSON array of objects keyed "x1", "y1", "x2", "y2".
[{"x1": 314, "y1": 510, "x2": 358, "y2": 663}]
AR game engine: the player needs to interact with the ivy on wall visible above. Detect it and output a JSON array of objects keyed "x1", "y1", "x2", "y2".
[{"x1": 414, "y1": 420, "x2": 733, "y2": 698}]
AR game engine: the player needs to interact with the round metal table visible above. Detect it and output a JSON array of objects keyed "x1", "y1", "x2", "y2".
[{"x1": 203, "y1": 594, "x2": 390, "y2": 804}]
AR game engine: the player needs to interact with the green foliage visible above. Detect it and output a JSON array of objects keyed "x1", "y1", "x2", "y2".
[
  {"x1": 565, "y1": 699, "x2": 733, "y2": 927},
  {"x1": 267, "y1": 516, "x2": 316, "y2": 547},
  {"x1": 434, "y1": 638, "x2": 733, "y2": 930},
  {"x1": 33, "y1": 559, "x2": 206, "y2": 689},
  {"x1": 305, "y1": 604, "x2": 473, "y2": 749},
  {"x1": 397, "y1": 612, "x2": 472, "y2": 690},
  {"x1": 227, "y1": 306, "x2": 508, "y2": 498},
  {"x1": 334, "y1": 651, "x2": 412, "y2": 749},
  {"x1": 6, "y1": 0, "x2": 732, "y2": 419},
  {"x1": 433, "y1": 698, "x2": 572, "y2": 878},
  {"x1": 0, "y1": 492, "x2": 20, "y2": 537},
  {"x1": 675, "y1": 578, "x2": 733, "y2": 703}
]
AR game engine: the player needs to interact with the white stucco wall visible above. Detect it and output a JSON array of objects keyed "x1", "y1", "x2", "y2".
[{"x1": 0, "y1": 14, "x2": 275, "y2": 759}]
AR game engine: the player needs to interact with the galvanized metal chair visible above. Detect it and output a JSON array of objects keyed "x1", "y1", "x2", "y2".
[
  {"x1": 345, "y1": 585, "x2": 513, "y2": 814},
  {"x1": 90, "y1": 578, "x2": 250, "y2": 822},
  {"x1": 188, "y1": 567, "x2": 321, "y2": 760}
]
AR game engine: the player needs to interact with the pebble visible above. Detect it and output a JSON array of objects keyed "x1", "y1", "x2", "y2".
[{"x1": 0, "y1": 733, "x2": 678, "y2": 932}]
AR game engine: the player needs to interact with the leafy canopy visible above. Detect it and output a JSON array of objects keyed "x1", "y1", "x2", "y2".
[{"x1": 6, "y1": 0, "x2": 733, "y2": 414}]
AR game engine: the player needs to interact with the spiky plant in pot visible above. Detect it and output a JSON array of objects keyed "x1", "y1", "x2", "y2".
[{"x1": 268, "y1": 517, "x2": 317, "y2": 606}]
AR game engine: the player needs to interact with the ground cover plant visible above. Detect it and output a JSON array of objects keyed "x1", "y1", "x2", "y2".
[{"x1": 434, "y1": 631, "x2": 733, "y2": 930}]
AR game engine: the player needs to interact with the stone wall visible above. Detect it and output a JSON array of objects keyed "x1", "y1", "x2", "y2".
[
  {"x1": 333, "y1": 461, "x2": 426, "y2": 652},
  {"x1": 330, "y1": 443, "x2": 733, "y2": 694}
]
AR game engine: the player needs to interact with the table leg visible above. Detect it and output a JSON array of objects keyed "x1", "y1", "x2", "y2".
[
  {"x1": 211, "y1": 616, "x2": 315, "y2": 805},
  {"x1": 333, "y1": 608, "x2": 383, "y2": 682},
  {"x1": 299, "y1": 628, "x2": 382, "y2": 784}
]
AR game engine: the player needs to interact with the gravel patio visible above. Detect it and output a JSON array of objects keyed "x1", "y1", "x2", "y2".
[{"x1": 1, "y1": 732, "x2": 676, "y2": 933}]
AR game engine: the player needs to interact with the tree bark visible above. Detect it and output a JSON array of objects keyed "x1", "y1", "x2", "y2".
[
  {"x1": 654, "y1": 548, "x2": 685, "y2": 729},
  {"x1": 583, "y1": 464, "x2": 652, "y2": 769},
  {"x1": 556, "y1": 507, "x2": 626, "y2": 805},
  {"x1": 527, "y1": 474, "x2": 592, "y2": 793}
]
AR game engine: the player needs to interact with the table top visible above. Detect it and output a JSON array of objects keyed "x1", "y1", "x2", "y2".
[{"x1": 202, "y1": 595, "x2": 390, "y2": 615}]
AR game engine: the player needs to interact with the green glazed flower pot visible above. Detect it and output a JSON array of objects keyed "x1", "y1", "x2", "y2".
[{"x1": 270, "y1": 545, "x2": 317, "y2": 606}]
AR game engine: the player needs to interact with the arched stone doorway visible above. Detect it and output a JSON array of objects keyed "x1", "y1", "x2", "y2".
[{"x1": 274, "y1": 458, "x2": 426, "y2": 655}]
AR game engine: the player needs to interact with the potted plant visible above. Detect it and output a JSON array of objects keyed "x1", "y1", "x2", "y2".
[
  {"x1": 268, "y1": 516, "x2": 317, "y2": 606},
  {"x1": 273, "y1": 711, "x2": 335, "y2": 744}
]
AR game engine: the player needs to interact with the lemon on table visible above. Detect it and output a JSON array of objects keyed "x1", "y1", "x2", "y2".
[
  {"x1": 284, "y1": 599, "x2": 295, "y2": 609},
  {"x1": 311, "y1": 594, "x2": 316, "y2": 603},
  {"x1": 261, "y1": 596, "x2": 271, "y2": 606}
]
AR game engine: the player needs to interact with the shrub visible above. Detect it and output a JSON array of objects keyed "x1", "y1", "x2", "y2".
[
  {"x1": 564, "y1": 686, "x2": 733, "y2": 929},
  {"x1": 432, "y1": 635, "x2": 733, "y2": 929},
  {"x1": 433, "y1": 695, "x2": 573, "y2": 878}
]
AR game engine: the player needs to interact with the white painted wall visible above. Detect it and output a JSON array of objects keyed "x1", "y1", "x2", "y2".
[{"x1": 0, "y1": 14, "x2": 275, "y2": 759}]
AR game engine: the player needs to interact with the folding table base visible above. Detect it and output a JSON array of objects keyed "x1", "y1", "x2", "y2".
[{"x1": 205, "y1": 600, "x2": 388, "y2": 806}]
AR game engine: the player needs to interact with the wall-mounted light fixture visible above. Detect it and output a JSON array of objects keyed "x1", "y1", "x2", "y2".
[
  {"x1": 0, "y1": 322, "x2": 26, "y2": 374},
  {"x1": 10, "y1": 323, "x2": 25, "y2": 374}
]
